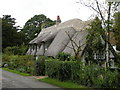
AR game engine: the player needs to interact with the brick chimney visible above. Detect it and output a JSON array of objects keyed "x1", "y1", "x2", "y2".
[{"x1": 56, "y1": 16, "x2": 61, "y2": 25}]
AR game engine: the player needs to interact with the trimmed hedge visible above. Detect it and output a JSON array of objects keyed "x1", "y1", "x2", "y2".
[
  {"x1": 35, "y1": 56, "x2": 48, "y2": 76},
  {"x1": 45, "y1": 59, "x2": 60, "y2": 78},
  {"x1": 45, "y1": 59, "x2": 120, "y2": 88},
  {"x1": 45, "y1": 59, "x2": 81, "y2": 81}
]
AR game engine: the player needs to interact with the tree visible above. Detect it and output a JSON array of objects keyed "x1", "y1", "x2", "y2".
[
  {"x1": 113, "y1": 12, "x2": 120, "y2": 51},
  {"x1": 22, "y1": 14, "x2": 56, "y2": 43},
  {"x1": 77, "y1": 0, "x2": 120, "y2": 67},
  {"x1": 64, "y1": 17, "x2": 104, "y2": 61},
  {"x1": 65, "y1": 31, "x2": 83, "y2": 60},
  {"x1": 2, "y1": 15, "x2": 25, "y2": 50},
  {"x1": 86, "y1": 17, "x2": 105, "y2": 64}
]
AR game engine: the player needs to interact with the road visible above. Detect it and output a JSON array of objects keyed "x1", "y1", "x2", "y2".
[{"x1": 2, "y1": 70, "x2": 62, "y2": 89}]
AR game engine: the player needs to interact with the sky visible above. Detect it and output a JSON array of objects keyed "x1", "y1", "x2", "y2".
[
  {"x1": 0, "y1": 0, "x2": 95, "y2": 28},
  {"x1": 1, "y1": 0, "x2": 120, "y2": 28}
]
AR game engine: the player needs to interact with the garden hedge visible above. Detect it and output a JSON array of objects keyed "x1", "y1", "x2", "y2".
[
  {"x1": 2, "y1": 54, "x2": 35, "y2": 75},
  {"x1": 45, "y1": 58, "x2": 120, "y2": 88}
]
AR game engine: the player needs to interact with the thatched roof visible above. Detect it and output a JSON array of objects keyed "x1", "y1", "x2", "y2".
[
  {"x1": 44, "y1": 27, "x2": 76, "y2": 56},
  {"x1": 26, "y1": 18, "x2": 119, "y2": 65},
  {"x1": 36, "y1": 44, "x2": 45, "y2": 56},
  {"x1": 63, "y1": 30, "x2": 87, "y2": 56},
  {"x1": 27, "y1": 19, "x2": 93, "y2": 57}
]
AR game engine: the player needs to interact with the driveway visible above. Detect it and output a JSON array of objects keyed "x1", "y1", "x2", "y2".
[{"x1": 2, "y1": 70, "x2": 62, "y2": 89}]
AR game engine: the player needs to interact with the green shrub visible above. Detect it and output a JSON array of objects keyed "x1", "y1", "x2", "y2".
[
  {"x1": 45, "y1": 59, "x2": 81, "y2": 81},
  {"x1": 17, "y1": 55, "x2": 35, "y2": 75},
  {"x1": 78, "y1": 65, "x2": 120, "y2": 88},
  {"x1": 56, "y1": 52, "x2": 71, "y2": 61},
  {"x1": 4, "y1": 45, "x2": 28, "y2": 55},
  {"x1": 59, "y1": 61, "x2": 82, "y2": 82},
  {"x1": 2, "y1": 54, "x2": 20, "y2": 69},
  {"x1": 58, "y1": 61, "x2": 71, "y2": 81},
  {"x1": 9, "y1": 55, "x2": 19, "y2": 70},
  {"x1": 2, "y1": 54, "x2": 11, "y2": 66},
  {"x1": 101, "y1": 70, "x2": 120, "y2": 88},
  {"x1": 3, "y1": 47, "x2": 13, "y2": 55},
  {"x1": 2, "y1": 54, "x2": 35, "y2": 75},
  {"x1": 117, "y1": 53, "x2": 120, "y2": 67},
  {"x1": 45, "y1": 58, "x2": 60, "y2": 78},
  {"x1": 45, "y1": 59, "x2": 120, "y2": 88},
  {"x1": 70, "y1": 61, "x2": 81, "y2": 83},
  {"x1": 35, "y1": 56, "x2": 47, "y2": 76},
  {"x1": 79, "y1": 64, "x2": 102, "y2": 86}
]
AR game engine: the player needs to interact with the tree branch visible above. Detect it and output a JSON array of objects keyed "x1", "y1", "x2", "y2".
[{"x1": 65, "y1": 31, "x2": 79, "y2": 48}]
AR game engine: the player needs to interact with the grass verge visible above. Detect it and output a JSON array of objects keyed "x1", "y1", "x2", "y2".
[
  {"x1": 2, "y1": 68, "x2": 31, "y2": 76},
  {"x1": 39, "y1": 77, "x2": 86, "y2": 88}
]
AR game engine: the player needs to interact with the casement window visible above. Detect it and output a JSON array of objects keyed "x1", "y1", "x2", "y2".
[{"x1": 94, "y1": 51, "x2": 105, "y2": 60}]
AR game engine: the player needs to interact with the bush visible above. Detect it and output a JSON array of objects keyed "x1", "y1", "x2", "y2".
[
  {"x1": 45, "y1": 58, "x2": 60, "y2": 78},
  {"x1": 117, "y1": 53, "x2": 120, "y2": 66},
  {"x1": 2, "y1": 54, "x2": 35, "y2": 75},
  {"x1": 58, "y1": 61, "x2": 71, "y2": 81},
  {"x1": 9, "y1": 55, "x2": 19, "y2": 70},
  {"x1": 59, "y1": 61, "x2": 82, "y2": 82},
  {"x1": 101, "y1": 70, "x2": 120, "y2": 88},
  {"x1": 56, "y1": 52, "x2": 71, "y2": 61},
  {"x1": 79, "y1": 64, "x2": 103, "y2": 86},
  {"x1": 17, "y1": 55, "x2": 35, "y2": 75},
  {"x1": 70, "y1": 61, "x2": 81, "y2": 83},
  {"x1": 35, "y1": 56, "x2": 47, "y2": 76},
  {"x1": 45, "y1": 59, "x2": 81, "y2": 81},
  {"x1": 4, "y1": 45, "x2": 28, "y2": 55},
  {"x1": 2, "y1": 54, "x2": 11, "y2": 66},
  {"x1": 45, "y1": 59, "x2": 120, "y2": 88}
]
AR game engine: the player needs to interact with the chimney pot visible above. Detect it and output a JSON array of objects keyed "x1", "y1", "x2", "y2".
[{"x1": 56, "y1": 15, "x2": 61, "y2": 25}]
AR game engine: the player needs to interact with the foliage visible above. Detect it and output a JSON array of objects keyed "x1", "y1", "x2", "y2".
[
  {"x1": 117, "y1": 53, "x2": 120, "y2": 67},
  {"x1": 22, "y1": 14, "x2": 56, "y2": 43},
  {"x1": 113, "y1": 12, "x2": 120, "y2": 51},
  {"x1": 45, "y1": 58, "x2": 60, "y2": 79},
  {"x1": 86, "y1": 17, "x2": 104, "y2": 50},
  {"x1": 45, "y1": 59, "x2": 120, "y2": 88},
  {"x1": 45, "y1": 59, "x2": 81, "y2": 81},
  {"x1": 56, "y1": 52, "x2": 71, "y2": 61},
  {"x1": 17, "y1": 55, "x2": 35, "y2": 74},
  {"x1": 78, "y1": 65, "x2": 103, "y2": 87},
  {"x1": 4, "y1": 45, "x2": 28, "y2": 55},
  {"x1": 86, "y1": 17, "x2": 105, "y2": 61},
  {"x1": 2, "y1": 54, "x2": 11, "y2": 66},
  {"x1": 2, "y1": 54, "x2": 35, "y2": 75},
  {"x1": 2, "y1": 15, "x2": 26, "y2": 50},
  {"x1": 58, "y1": 61, "x2": 72, "y2": 81},
  {"x1": 2, "y1": 53, "x2": 120, "y2": 88},
  {"x1": 101, "y1": 70, "x2": 119, "y2": 88},
  {"x1": 35, "y1": 56, "x2": 48, "y2": 76},
  {"x1": 8, "y1": 55, "x2": 19, "y2": 70}
]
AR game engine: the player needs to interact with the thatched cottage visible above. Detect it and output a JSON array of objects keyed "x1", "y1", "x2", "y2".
[{"x1": 26, "y1": 16, "x2": 117, "y2": 66}]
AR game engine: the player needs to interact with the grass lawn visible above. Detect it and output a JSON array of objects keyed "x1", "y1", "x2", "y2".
[
  {"x1": 39, "y1": 77, "x2": 88, "y2": 88},
  {"x1": 2, "y1": 68, "x2": 31, "y2": 76}
]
